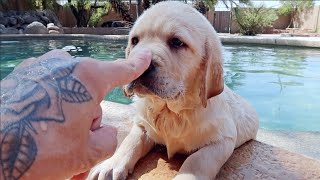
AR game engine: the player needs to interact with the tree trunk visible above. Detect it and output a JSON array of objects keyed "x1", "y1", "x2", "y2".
[
  {"x1": 42, "y1": 0, "x2": 47, "y2": 9},
  {"x1": 86, "y1": 0, "x2": 98, "y2": 26}
]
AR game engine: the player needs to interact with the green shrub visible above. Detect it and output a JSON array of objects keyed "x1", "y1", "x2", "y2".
[
  {"x1": 277, "y1": 0, "x2": 314, "y2": 28},
  {"x1": 234, "y1": 4, "x2": 277, "y2": 36}
]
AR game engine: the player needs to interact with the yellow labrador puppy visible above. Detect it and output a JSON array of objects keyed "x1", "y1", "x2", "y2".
[{"x1": 88, "y1": 1, "x2": 258, "y2": 180}]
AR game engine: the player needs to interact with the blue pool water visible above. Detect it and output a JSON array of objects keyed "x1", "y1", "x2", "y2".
[{"x1": 0, "y1": 39, "x2": 319, "y2": 132}]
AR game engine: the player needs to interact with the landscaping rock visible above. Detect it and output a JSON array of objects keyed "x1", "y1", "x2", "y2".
[
  {"x1": 40, "y1": 16, "x2": 50, "y2": 25},
  {"x1": 43, "y1": 9, "x2": 62, "y2": 27},
  {"x1": 15, "y1": 16, "x2": 24, "y2": 27},
  {"x1": 1, "y1": 27, "x2": 19, "y2": 34},
  {"x1": 25, "y1": 21, "x2": 48, "y2": 34},
  {"x1": 47, "y1": 23, "x2": 63, "y2": 33},
  {"x1": 47, "y1": 23, "x2": 54, "y2": 28},
  {"x1": 48, "y1": 30, "x2": 60, "y2": 34},
  {"x1": 0, "y1": 17, "x2": 8, "y2": 26},
  {"x1": 0, "y1": 10, "x2": 62, "y2": 34},
  {"x1": 0, "y1": 24, "x2": 5, "y2": 30},
  {"x1": 6, "y1": 10, "x2": 17, "y2": 17},
  {"x1": 22, "y1": 14, "x2": 37, "y2": 24},
  {"x1": 36, "y1": 10, "x2": 45, "y2": 17},
  {"x1": 21, "y1": 24, "x2": 28, "y2": 30},
  {"x1": 8, "y1": 17, "x2": 17, "y2": 26},
  {"x1": 47, "y1": 25, "x2": 60, "y2": 31}
]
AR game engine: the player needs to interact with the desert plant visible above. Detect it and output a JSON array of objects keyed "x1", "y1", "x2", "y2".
[
  {"x1": 193, "y1": 0, "x2": 250, "y2": 15},
  {"x1": 67, "y1": 0, "x2": 133, "y2": 27},
  {"x1": 234, "y1": 4, "x2": 277, "y2": 35},
  {"x1": 193, "y1": 0, "x2": 210, "y2": 14},
  {"x1": 88, "y1": 2, "x2": 110, "y2": 27},
  {"x1": 108, "y1": 0, "x2": 133, "y2": 22},
  {"x1": 277, "y1": 0, "x2": 314, "y2": 28}
]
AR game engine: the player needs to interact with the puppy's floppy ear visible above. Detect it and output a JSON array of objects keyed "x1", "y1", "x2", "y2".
[{"x1": 199, "y1": 40, "x2": 224, "y2": 108}]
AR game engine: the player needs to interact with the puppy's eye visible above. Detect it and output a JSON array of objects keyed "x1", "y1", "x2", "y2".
[
  {"x1": 131, "y1": 37, "x2": 139, "y2": 46},
  {"x1": 169, "y1": 38, "x2": 185, "y2": 48}
]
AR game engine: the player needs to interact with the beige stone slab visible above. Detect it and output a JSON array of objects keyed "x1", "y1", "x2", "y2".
[
  {"x1": 128, "y1": 141, "x2": 320, "y2": 180},
  {"x1": 100, "y1": 101, "x2": 320, "y2": 180}
]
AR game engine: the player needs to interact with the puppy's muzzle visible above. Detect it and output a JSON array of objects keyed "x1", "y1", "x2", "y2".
[{"x1": 124, "y1": 60, "x2": 158, "y2": 97}]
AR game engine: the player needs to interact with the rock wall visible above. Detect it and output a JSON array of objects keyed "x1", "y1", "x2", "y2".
[{"x1": 0, "y1": 10, "x2": 63, "y2": 34}]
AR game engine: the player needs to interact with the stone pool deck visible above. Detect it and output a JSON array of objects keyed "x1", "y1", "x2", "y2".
[
  {"x1": 1, "y1": 34, "x2": 320, "y2": 48},
  {"x1": 101, "y1": 101, "x2": 320, "y2": 180},
  {"x1": 219, "y1": 34, "x2": 320, "y2": 48}
]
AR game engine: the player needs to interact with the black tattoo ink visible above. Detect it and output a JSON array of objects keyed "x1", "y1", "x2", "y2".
[{"x1": 0, "y1": 58, "x2": 92, "y2": 180}]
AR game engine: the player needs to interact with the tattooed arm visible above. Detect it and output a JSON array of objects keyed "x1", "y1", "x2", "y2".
[{"x1": 0, "y1": 49, "x2": 151, "y2": 180}]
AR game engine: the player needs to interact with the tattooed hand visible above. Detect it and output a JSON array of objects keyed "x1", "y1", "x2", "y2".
[{"x1": 0, "y1": 49, "x2": 152, "y2": 180}]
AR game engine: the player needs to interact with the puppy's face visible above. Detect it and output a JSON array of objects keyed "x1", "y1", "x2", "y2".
[{"x1": 124, "y1": 2, "x2": 224, "y2": 107}]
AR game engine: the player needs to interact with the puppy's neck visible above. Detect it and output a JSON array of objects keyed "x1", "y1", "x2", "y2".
[{"x1": 166, "y1": 97, "x2": 203, "y2": 114}]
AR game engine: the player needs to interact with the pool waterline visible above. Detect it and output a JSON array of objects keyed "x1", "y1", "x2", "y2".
[{"x1": 1, "y1": 38, "x2": 319, "y2": 132}]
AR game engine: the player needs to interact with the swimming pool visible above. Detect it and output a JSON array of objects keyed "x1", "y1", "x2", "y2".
[{"x1": 1, "y1": 39, "x2": 319, "y2": 132}]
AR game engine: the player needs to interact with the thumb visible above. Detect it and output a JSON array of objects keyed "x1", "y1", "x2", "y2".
[
  {"x1": 74, "y1": 49, "x2": 152, "y2": 102},
  {"x1": 99, "y1": 48, "x2": 152, "y2": 89},
  {"x1": 86, "y1": 125, "x2": 117, "y2": 167}
]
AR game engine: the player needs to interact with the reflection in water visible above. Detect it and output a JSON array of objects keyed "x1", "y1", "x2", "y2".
[{"x1": 0, "y1": 40, "x2": 320, "y2": 132}]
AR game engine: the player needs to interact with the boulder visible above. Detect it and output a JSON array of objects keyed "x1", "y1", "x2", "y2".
[
  {"x1": 21, "y1": 24, "x2": 28, "y2": 30},
  {"x1": 48, "y1": 30, "x2": 60, "y2": 34},
  {"x1": 1, "y1": 27, "x2": 19, "y2": 34},
  {"x1": 0, "y1": 17, "x2": 8, "y2": 26},
  {"x1": 36, "y1": 10, "x2": 45, "y2": 17},
  {"x1": 43, "y1": 9, "x2": 62, "y2": 27},
  {"x1": 6, "y1": 10, "x2": 17, "y2": 17},
  {"x1": 22, "y1": 14, "x2": 38, "y2": 24},
  {"x1": 40, "y1": 15, "x2": 50, "y2": 24},
  {"x1": 47, "y1": 23, "x2": 54, "y2": 28},
  {"x1": 47, "y1": 23, "x2": 63, "y2": 33},
  {"x1": 47, "y1": 25, "x2": 60, "y2": 31},
  {"x1": 15, "y1": 16, "x2": 24, "y2": 27},
  {"x1": 24, "y1": 21, "x2": 48, "y2": 34},
  {"x1": 0, "y1": 24, "x2": 5, "y2": 30},
  {"x1": 0, "y1": 10, "x2": 62, "y2": 34},
  {"x1": 8, "y1": 17, "x2": 17, "y2": 26}
]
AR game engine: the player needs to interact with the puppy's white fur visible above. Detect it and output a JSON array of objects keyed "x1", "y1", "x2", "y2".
[{"x1": 88, "y1": 2, "x2": 259, "y2": 180}]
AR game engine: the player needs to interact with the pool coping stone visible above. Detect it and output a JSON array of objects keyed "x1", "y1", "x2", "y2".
[
  {"x1": 101, "y1": 101, "x2": 320, "y2": 180},
  {"x1": 0, "y1": 34, "x2": 319, "y2": 48}
]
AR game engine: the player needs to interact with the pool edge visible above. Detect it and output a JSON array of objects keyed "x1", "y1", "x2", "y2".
[{"x1": 1, "y1": 34, "x2": 319, "y2": 48}]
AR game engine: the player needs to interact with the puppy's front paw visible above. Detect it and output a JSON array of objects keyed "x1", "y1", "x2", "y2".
[{"x1": 87, "y1": 158, "x2": 128, "y2": 180}]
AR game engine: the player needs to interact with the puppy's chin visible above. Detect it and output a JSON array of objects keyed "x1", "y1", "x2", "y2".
[
  {"x1": 123, "y1": 80, "x2": 183, "y2": 100},
  {"x1": 123, "y1": 81, "x2": 151, "y2": 98}
]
